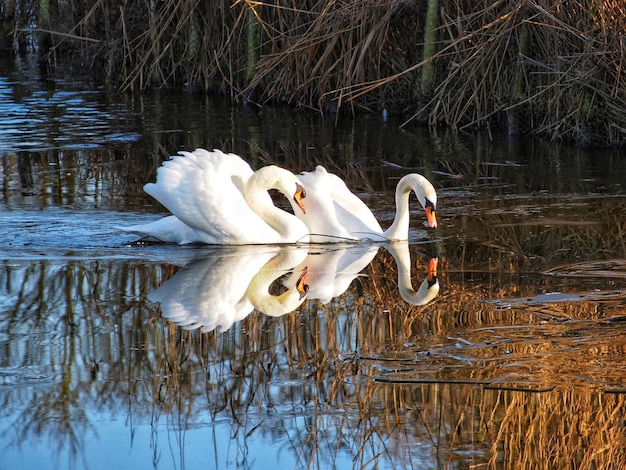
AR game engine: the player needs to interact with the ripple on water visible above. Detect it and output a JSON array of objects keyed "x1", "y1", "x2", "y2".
[
  {"x1": 0, "y1": 72, "x2": 138, "y2": 152},
  {"x1": 0, "y1": 208, "x2": 222, "y2": 263}
]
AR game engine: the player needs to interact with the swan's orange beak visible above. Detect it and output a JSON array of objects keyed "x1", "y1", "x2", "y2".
[
  {"x1": 425, "y1": 205, "x2": 437, "y2": 228},
  {"x1": 427, "y1": 257, "x2": 438, "y2": 281},
  {"x1": 296, "y1": 267, "x2": 309, "y2": 300},
  {"x1": 294, "y1": 183, "x2": 307, "y2": 214}
]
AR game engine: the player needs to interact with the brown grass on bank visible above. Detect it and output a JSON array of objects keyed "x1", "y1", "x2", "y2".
[{"x1": 9, "y1": 1, "x2": 626, "y2": 143}]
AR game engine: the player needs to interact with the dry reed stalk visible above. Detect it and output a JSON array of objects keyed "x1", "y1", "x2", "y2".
[
  {"x1": 27, "y1": 0, "x2": 626, "y2": 144},
  {"x1": 432, "y1": 0, "x2": 626, "y2": 145},
  {"x1": 242, "y1": 0, "x2": 404, "y2": 111}
]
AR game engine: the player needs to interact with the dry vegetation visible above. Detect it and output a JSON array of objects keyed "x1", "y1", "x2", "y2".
[{"x1": 2, "y1": 0, "x2": 624, "y2": 145}]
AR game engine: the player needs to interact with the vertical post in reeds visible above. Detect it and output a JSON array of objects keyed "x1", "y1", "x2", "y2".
[
  {"x1": 0, "y1": 0, "x2": 16, "y2": 53},
  {"x1": 38, "y1": 0, "x2": 52, "y2": 54},
  {"x1": 509, "y1": 22, "x2": 530, "y2": 135},
  {"x1": 421, "y1": 0, "x2": 439, "y2": 94},
  {"x1": 246, "y1": 3, "x2": 261, "y2": 82}
]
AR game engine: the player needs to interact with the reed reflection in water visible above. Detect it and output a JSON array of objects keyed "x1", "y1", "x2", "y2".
[
  {"x1": 3, "y1": 226, "x2": 626, "y2": 467},
  {"x1": 0, "y1": 240, "x2": 443, "y2": 469},
  {"x1": 2, "y1": 56, "x2": 626, "y2": 468}
]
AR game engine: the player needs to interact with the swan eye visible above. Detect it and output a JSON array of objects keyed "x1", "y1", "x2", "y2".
[{"x1": 296, "y1": 183, "x2": 306, "y2": 199}]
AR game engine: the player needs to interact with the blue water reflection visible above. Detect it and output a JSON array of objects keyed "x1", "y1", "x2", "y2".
[
  {"x1": 0, "y1": 58, "x2": 140, "y2": 152},
  {"x1": 0, "y1": 241, "x2": 440, "y2": 470}
]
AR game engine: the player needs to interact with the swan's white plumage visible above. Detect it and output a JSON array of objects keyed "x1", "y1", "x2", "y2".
[
  {"x1": 119, "y1": 149, "x2": 310, "y2": 245},
  {"x1": 297, "y1": 165, "x2": 437, "y2": 243},
  {"x1": 283, "y1": 244, "x2": 379, "y2": 304},
  {"x1": 296, "y1": 166, "x2": 381, "y2": 240},
  {"x1": 150, "y1": 243, "x2": 438, "y2": 335},
  {"x1": 246, "y1": 248, "x2": 310, "y2": 316}
]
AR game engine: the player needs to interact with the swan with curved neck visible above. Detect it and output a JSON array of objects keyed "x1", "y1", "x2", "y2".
[
  {"x1": 119, "y1": 149, "x2": 310, "y2": 245},
  {"x1": 295, "y1": 166, "x2": 437, "y2": 243},
  {"x1": 243, "y1": 165, "x2": 309, "y2": 244},
  {"x1": 149, "y1": 246, "x2": 309, "y2": 332},
  {"x1": 283, "y1": 242, "x2": 439, "y2": 306}
]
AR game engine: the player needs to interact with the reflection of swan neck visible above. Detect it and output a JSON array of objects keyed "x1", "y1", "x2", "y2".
[
  {"x1": 246, "y1": 249, "x2": 309, "y2": 316},
  {"x1": 387, "y1": 242, "x2": 439, "y2": 306},
  {"x1": 244, "y1": 166, "x2": 309, "y2": 243}
]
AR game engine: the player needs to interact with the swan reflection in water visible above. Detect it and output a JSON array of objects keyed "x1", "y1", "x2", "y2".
[
  {"x1": 148, "y1": 246, "x2": 309, "y2": 332},
  {"x1": 149, "y1": 243, "x2": 439, "y2": 333}
]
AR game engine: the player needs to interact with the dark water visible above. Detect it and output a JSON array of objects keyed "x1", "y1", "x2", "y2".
[{"x1": 2, "y1": 56, "x2": 626, "y2": 469}]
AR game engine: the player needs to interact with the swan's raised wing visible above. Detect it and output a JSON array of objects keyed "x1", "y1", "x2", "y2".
[
  {"x1": 324, "y1": 169, "x2": 382, "y2": 235},
  {"x1": 144, "y1": 149, "x2": 273, "y2": 244},
  {"x1": 283, "y1": 244, "x2": 378, "y2": 303}
]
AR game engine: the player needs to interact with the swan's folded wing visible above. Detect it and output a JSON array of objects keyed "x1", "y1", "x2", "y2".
[{"x1": 325, "y1": 172, "x2": 382, "y2": 234}]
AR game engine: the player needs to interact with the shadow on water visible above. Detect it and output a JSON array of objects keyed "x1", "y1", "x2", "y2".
[{"x1": 2, "y1": 56, "x2": 626, "y2": 468}]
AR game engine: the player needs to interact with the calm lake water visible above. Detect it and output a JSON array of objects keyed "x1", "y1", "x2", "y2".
[{"x1": 2, "y1": 55, "x2": 626, "y2": 469}]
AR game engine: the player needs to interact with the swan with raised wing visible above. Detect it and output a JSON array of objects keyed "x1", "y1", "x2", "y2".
[
  {"x1": 119, "y1": 149, "x2": 310, "y2": 245},
  {"x1": 296, "y1": 165, "x2": 437, "y2": 243}
]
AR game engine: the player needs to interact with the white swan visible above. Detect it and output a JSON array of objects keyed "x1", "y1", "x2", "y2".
[
  {"x1": 246, "y1": 249, "x2": 310, "y2": 316},
  {"x1": 283, "y1": 242, "x2": 439, "y2": 306},
  {"x1": 296, "y1": 165, "x2": 437, "y2": 243},
  {"x1": 119, "y1": 149, "x2": 310, "y2": 245}
]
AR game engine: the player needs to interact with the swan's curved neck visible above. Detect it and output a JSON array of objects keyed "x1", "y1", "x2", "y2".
[
  {"x1": 383, "y1": 177, "x2": 417, "y2": 240},
  {"x1": 244, "y1": 167, "x2": 309, "y2": 242},
  {"x1": 382, "y1": 174, "x2": 435, "y2": 241}
]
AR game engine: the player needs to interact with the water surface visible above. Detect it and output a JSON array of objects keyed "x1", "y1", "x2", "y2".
[{"x1": 1, "y1": 56, "x2": 626, "y2": 469}]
